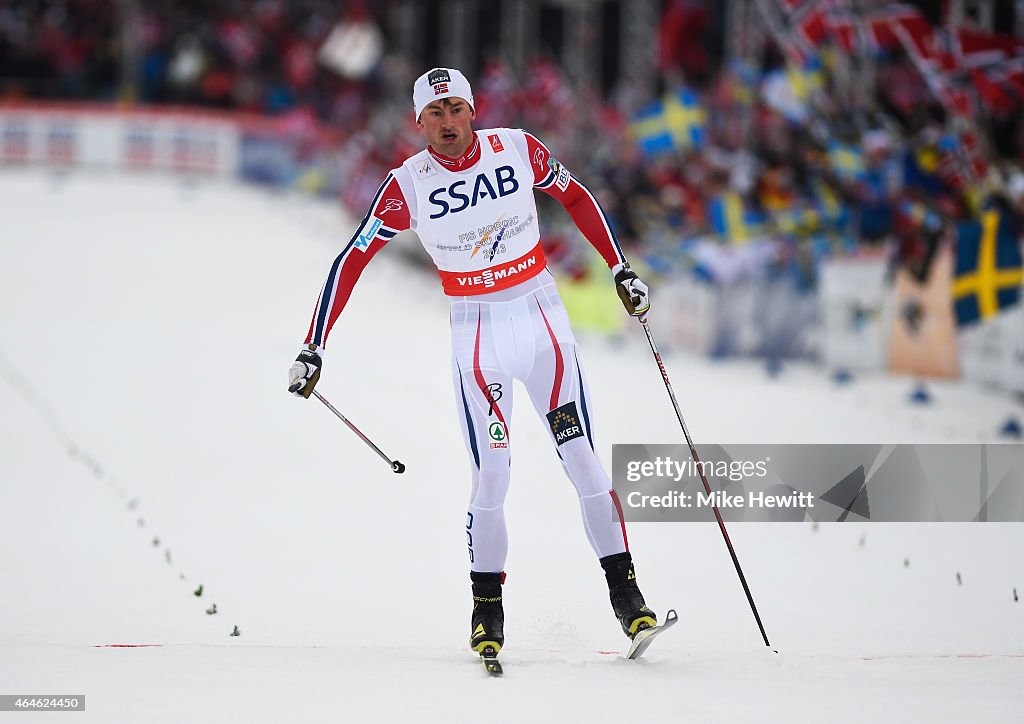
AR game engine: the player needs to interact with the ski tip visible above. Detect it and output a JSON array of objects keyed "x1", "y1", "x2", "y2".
[{"x1": 625, "y1": 608, "x2": 679, "y2": 660}]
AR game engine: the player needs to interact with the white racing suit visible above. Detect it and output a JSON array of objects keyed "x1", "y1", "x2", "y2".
[
  {"x1": 305, "y1": 127, "x2": 632, "y2": 573},
  {"x1": 450, "y1": 272, "x2": 628, "y2": 572}
]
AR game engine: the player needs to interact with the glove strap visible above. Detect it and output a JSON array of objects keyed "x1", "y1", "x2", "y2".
[{"x1": 613, "y1": 262, "x2": 637, "y2": 285}]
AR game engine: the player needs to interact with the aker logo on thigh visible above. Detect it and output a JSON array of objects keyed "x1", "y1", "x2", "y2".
[{"x1": 546, "y1": 402, "x2": 584, "y2": 446}]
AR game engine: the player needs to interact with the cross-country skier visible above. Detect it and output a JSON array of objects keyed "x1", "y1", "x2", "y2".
[{"x1": 288, "y1": 67, "x2": 656, "y2": 657}]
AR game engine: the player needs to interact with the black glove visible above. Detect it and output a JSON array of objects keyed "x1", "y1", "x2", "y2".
[
  {"x1": 288, "y1": 344, "x2": 323, "y2": 398},
  {"x1": 613, "y1": 263, "x2": 651, "y2": 320}
]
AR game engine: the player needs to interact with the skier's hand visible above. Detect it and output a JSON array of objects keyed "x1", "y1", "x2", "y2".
[
  {"x1": 288, "y1": 344, "x2": 323, "y2": 398},
  {"x1": 613, "y1": 263, "x2": 650, "y2": 321}
]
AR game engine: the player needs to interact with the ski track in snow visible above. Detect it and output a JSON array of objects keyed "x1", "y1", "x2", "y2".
[{"x1": 0, "y1": 169, "x2": 1021, "y2": 723}]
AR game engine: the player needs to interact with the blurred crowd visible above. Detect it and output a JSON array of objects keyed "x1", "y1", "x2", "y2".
[
  {"x1": 0, "y1": 0, "x2": 386, "y2": 125},
  {"x1": 0, "y1": 0, "x2": 119, "y2": 99},
  {"x1": 3, "y1": 0, "x2": 1023, "y2": 290}
]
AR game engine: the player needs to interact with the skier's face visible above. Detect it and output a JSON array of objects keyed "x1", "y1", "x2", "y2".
[{"x1": 418, "y1": 97, "x2": 475, "y2": 157}]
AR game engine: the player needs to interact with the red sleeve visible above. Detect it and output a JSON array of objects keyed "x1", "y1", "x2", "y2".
[
  {"x1": 304, "y1": 174, "x2": 410, "y2": 349},
  {"x1": 524, "y1": 132, "x2": 626, "y2": 269}
]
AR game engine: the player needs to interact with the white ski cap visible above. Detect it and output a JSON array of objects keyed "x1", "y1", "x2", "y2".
[{"x1": 413, "y1": 67, "x2": 475, "y2": 121}]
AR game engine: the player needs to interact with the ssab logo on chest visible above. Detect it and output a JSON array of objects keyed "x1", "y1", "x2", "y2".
[{"x1": 428, "y1": 165, "x2": 520, "y2": 219}]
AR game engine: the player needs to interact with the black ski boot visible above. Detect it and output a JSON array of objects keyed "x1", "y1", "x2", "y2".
[
  {"x1": 469, "y1": 571, "x2": 504, "y2": 654},
  {"x1": 600, "y1": 552, "x2": 657, "y2": 639}
]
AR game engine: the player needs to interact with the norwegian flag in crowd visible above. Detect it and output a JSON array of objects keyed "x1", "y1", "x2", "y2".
[
  {"x1": 866, "y1": 9, "x2": 988, "y2": 122},
  {"x1": 765, "y1": 0, "x2": 837, "y2": 64},
  {"x1": 774, "y1": 1, "x2": 933, "y2": 64},
  {"x1": 937, "y1": 131, "x2": 988, "y2": 190},
  {"x1": 771, "y1": 0, "x2": 1023, "y2": 119},
  {"x1": 970, "y1": 67, "x2": 1017, "y2": 114},
  {"x1": 986, "y1": 57, "x2": 1024, "y2": 100},
  {"x1": 789, "y1": 2, "x2": 830, "y2": 58},
  {"x1": 871, "y1": 6, "x2": 1024, "y2": 116},
  {"x1": 949, "y1": 27, "x2": 1024, "y2": 114},
  {"x1": 866, "y1": 3, "x2": 933, "y2": 56},
  {"x1": 956, "y1": 25, "x2": 1023, "y2": 67},
  {"x1": 821, "y1": 4, "x2": 858, "y2": 53},
  {"x1": 773, "y1": 1, "x2": 928, "y2": 57}
]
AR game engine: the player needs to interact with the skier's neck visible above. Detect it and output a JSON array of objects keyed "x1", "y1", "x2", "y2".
[{"x1": 428, "y1": 134, "x2": 481, "y2": 171}]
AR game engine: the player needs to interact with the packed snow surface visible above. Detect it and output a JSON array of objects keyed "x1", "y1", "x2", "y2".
[{"x1": 1, "y1": 170, "x2": 1021, "y2": 723}]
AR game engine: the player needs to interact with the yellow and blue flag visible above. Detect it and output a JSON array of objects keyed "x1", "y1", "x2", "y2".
[
  {"x1": 786, "y1": 56, "x2": 824, "y2": 102},
  {"x1": 729, "y1": 59, "x2": 759, "y2": 105},
  {"x1": 953, "y1": 210, "x2": 1023, "y2": 326},
  {"x1": 811, "y1": 178, "x2": 848, "y2": 228},
  {"x1": 707, "y1": 191, "x2": 765, "y2": 244},
  {"x1": 627, "y1": 89, "x2": 707, "y2": 157},
  {"x1": 827, "y1": 140, "x2": 864, "y2": 181}
]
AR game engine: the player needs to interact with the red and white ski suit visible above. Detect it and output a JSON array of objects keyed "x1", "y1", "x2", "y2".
[{"x1": 306, "y1": 128, "x2": 632, "y2": 572}]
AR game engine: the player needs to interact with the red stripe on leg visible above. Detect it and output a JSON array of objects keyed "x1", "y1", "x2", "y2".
[
  {"x1": 535, "y1": 297, "x2": 564, "y2": 411},
  {"x1": 609, "y1": 490, "x2": 630, "y2": 552},
  {"x1": 472, "y1": 308, "x2": 507, "y2": 428}
]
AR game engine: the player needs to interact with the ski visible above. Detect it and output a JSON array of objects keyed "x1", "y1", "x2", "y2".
[
  {"x1": 625, "y1": 609, "x2": 678, "y2": 660},
  {"x1": 479, "y1": 645, "x2": 503, "y2": 676}
]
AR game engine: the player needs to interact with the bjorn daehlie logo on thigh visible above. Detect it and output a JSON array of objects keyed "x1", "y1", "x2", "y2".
[
  {"x1": 485, "y1": 383, "x2": 503, "y2": 417},
  {"x1": 546, "y1": 402, "x2": 584, "y2": 446}
]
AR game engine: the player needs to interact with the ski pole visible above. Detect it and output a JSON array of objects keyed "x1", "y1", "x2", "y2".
[
  {"x1": 639, "y1": 319, "x2": 775, "y2": 651},
  {"x1": 312, "y1": 390, "x2": 406, "y2": 474}
]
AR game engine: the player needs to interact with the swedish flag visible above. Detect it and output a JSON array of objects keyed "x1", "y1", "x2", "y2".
[
  {"x1": 827, "y1": 140, "x2": 864, "y2": 181},
  {"x1": 786, "y1": 57, "x2": 824, "y2": 102},
  {"x1": 811, "y1": 178, "x2": 848, "y2": 228},
  {"x1": 628, "y1": 89, "x2": 706, "y2": 157},
  {"x1": 953, "y1": 210, "x2": 1023, "y2": 326},
  {"x1": 730, "y1": 59, "x2": 759, "y2": 105},
  {"x1": 707, "y1": 191, "x2": 765, "y2": 244}
]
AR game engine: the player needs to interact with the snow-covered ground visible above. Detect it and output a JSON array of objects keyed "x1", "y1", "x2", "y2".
[{"x1": 0, "y1": 169, "x2": 1021, "y2": 723}]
